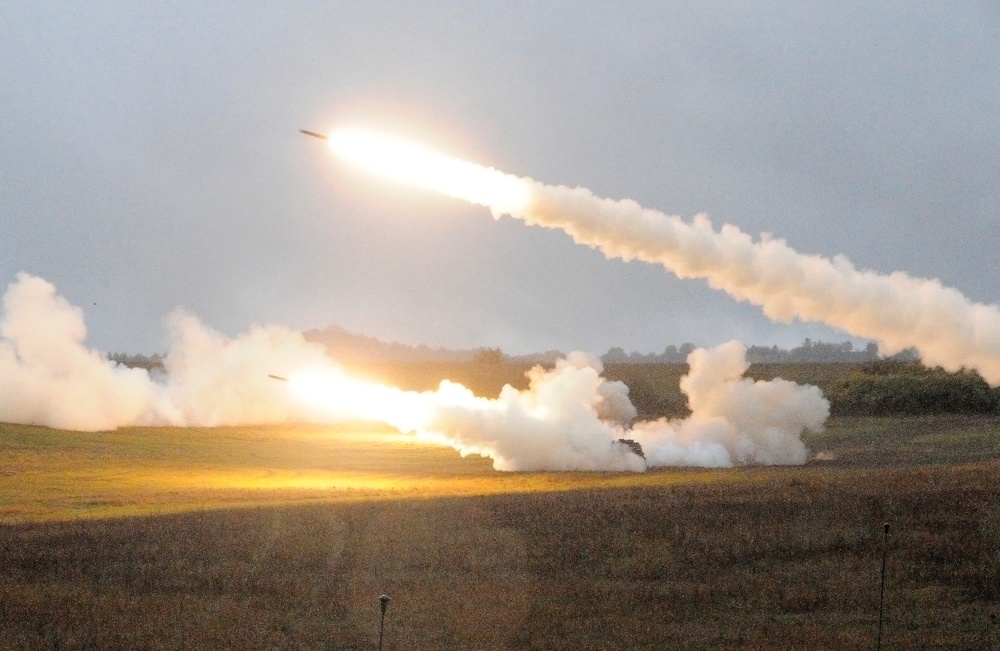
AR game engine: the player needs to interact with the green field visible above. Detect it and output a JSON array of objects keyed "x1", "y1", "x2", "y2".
[{"x1": 2, "y1": 416, "x2": 999, "y2": 649}]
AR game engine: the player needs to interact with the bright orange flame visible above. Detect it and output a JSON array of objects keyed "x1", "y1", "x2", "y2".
[
  {"x1": 286, "y1": 368, "x2": 433, "y2": 432},
  {"x1": 328, "y1": 128, "x2": 531, "y2": 214}
]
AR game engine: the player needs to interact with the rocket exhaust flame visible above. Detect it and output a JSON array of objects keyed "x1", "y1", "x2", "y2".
[
  {"x1": 328, "y1": 128, "x2": 531, "y2": 216},
  {"x1": 330, "y1": 128, "x2": 1000, "y2": 386}
]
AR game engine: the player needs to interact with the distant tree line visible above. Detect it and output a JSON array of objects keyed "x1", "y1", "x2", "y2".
[
  {"x1": 107, "y1": 352, "x2": 165, "y2": 373},
  {"x1": 306, "y1": 325, "x2": 929, "y2": 367},
  {"x1": 602, "y1": 343, "x2": 697, "y2": 364},
  {"x1": 105, "y1": 342, "x2": 1000, "y2": 418},
  {"x1": 601, "y1": 339, "x2": 919, "y2": 365},
  {"x1": 305, "y1": 325, "x2": 507, "y2": 363},
  {"x1": 303, "y1": 325, "x2": 566, "y2": 364}
]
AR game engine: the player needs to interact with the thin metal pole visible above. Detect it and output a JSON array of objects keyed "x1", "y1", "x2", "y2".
[
  {"x1": 877, "y1": 523, "x2": 890, "y2": 651},
  {"x1": 378, "y1": 594, "x2": 390, "y2": 651}
]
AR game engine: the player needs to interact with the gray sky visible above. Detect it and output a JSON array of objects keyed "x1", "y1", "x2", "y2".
[{"x1": 2, "y1": 2, "x2": 998, "y2": 356}]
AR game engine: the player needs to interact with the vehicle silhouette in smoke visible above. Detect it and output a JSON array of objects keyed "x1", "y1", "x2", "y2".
[
  {"x1": 617, "y1": 438, "x2": 645, "y2": 459},
  {"x1": 299, "y1": 129, "x2": 327, "y2": 141}
]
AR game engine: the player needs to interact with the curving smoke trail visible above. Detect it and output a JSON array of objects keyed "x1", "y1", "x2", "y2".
[
  {"x1": 517, "y1": 185, "x2": 1000, "y2": 384},
  {"x1": 330, "y1": 129, "x2": 1000, "y2": 385}
]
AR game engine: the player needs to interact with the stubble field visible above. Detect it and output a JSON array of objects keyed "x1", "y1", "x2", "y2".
[{"x1": 1, "y1": 414, "x2": 999, "y2": 649}]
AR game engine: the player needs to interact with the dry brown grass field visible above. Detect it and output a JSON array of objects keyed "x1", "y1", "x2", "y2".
[{"x1": 2, "y1": 366, "x2": 1000, "y2": 649}]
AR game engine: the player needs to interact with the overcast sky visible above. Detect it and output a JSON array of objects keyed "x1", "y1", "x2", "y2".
[{"x1": 2, "y1": 2, "x2": 998, "y2": 356}]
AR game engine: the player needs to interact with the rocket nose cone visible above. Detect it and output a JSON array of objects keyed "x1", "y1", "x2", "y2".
[{"x1": 300, "y1": 129, "x2": 328, "y2": 140}]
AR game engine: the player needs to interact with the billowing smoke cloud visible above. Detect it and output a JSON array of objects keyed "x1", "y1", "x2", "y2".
[
  {"x1": 508, "y1": 183, "x2": 1000, "y2": 384},
  {"x1": 392, "y1": 353, "x2": 647, "y2": 472},
  {"x1": 378, "y1": 345, "x2": 827, "y2": 471},
  {"x1": 630, "y1": 341, "x2": 828, "y2": 467},
  {"x1": 0, "y1": 273, "x2": 155, "y2": 430},
  {"x1": 0, "y1": 273, "x2": 827, "y2": 471},
  {"x1": 157, "y1": 310, "x2": 344, "y2": 426},
  {"x1": 0, "y1": 273, "x2": 340, "y2": 430}
]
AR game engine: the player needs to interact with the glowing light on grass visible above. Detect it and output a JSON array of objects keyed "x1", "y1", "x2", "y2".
[
  {"x1": 328, "y1": 128, "x2": 531, "y2": 215},
  {"x1": 215, "y1": 470, "x2": 408, "y2": 492}
]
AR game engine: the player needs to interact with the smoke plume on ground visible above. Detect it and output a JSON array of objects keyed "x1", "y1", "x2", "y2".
[
  {"x1": 0, "y1": 273, "x2": 340, "y2": 430},
  {"x1": 0, "y1": 274, "x2": 826, "y2": 470},
  {"x1": 630, "y1": 341, "x2": 828, "y2": 467},
  {"x1": 0, "y1": 274, "x2": 154, "y2": 431},
  {"x1": 388, "y1": 353, "x2": 647, "y2": 472},
  {"x1": 383, "y1": 344, "x2": 828, "y2": 470}
]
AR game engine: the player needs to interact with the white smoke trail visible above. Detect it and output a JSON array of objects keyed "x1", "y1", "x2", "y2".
[
  {"x1": 0, "y1": 274, "x2": 825, "y2": 470},
  {"x1": 519, "y1": 185, "x2": 1000, "y2": 385},
  {"x1": 330, "y1": 129, "x2": 1000, "y2": 385}
]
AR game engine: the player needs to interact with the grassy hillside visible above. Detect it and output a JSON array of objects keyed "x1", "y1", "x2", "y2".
[
  {"x1": 4, "y1": 415, "x2": 999, "y2": 522},
  {"x1": 1, "y1": 416, "x2": 999, "y2": 648},
  {"x1": 0, "y1": 421, "x2": 717, "y2": 523}
]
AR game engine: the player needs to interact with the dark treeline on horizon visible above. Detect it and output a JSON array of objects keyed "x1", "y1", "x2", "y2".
[
  {"x1": 107, "y1": 328, "x2": 920, "y2": 368},
  {"x1": 305, "y1": 325, "x2": 920, "y2": 365},
  {"x1": 602, "y1": 339, "x2": 919, "y2": 365},
  {"x1": 103, "y1": 335, "x2": 1000, "y2": 418}
]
